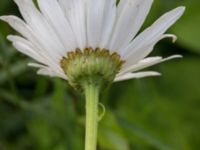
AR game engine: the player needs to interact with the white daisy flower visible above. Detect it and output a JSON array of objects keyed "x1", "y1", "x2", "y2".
[{"x1": 0, "y1": 0, "x2": 185, "y2": 88}]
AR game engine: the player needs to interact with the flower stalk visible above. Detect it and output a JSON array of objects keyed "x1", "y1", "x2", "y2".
[
  {"x1": 84, "y1": 81, "x2": 100, "y2": 150},
  {"x1": 60, "y1": 48, "x2": 124, "y2": 150}
]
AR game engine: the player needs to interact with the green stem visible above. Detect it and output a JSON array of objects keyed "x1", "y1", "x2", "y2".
[{"x1": 84, "y1": 82, "x2": 100, "y2": 150}]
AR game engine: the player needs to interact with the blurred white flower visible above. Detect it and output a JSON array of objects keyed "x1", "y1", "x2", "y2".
[{"x1": 0, "y1": 0, "x2": 185, "y2": 82}]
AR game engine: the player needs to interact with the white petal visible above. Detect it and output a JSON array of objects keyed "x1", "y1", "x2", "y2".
[
  {"x1": 117, "y1": 0, "x2": 128, "y2": 14},
  {"x1": 1, "y1": 0, "x2": 185, "y2": 82},
  {"x1": 37, "y1": 0, "x2": 77, "y2": 51},
  {"x1": 122, "y1": 7, "x2": 185, "y2": 61},
  {"x1": 161, "y1": 34, "x2": 177, "y2": 43},
  {"x1": 109, "y1": 0, "x2": 153, "y2": 51},
  {"x1": 0, "y1": 16, "x2": 45, "y2": 53},
  {"x1": 1, "y1": 2, "x2": 72, "y2": 80},
  {"x1": 0, "y1": 16, "x2": 60, "y2": 67},
  {"x1": 12, "y1": 41, "x2": 63, "y2": 75},
  {"x1": 14, "y1": 0, "x2": 65, "y2": 57},
  {"x1": 28, "y1": 63, "x2": 67, "y2": 80},
  {"x1": 66, "y1": 0, "x2": 87, "y2": 50},
  {"x1": 99, "y1": 0, "x2": 117, "y2": 49},
  {"x1": 7, "y1": 35, "x2": 61, "y2": 70},
  {"x1": 0, "y1": 15, "x2": 33, "y2": 40},
  {"x1": 118, "y1": 55, "x2": 182, "y2": 76},
  {"x1": 10, "y1": 37, "x2": 44, "y2": 63},
  {"x1": 28, "y1": 63, "x2": 47, "y2": 68},
  {"x1": 37, "y1": 68, "x2": 67, "y2": 80},
  {"x1": 123, "y1": 34, "x2": 178, "y2": 68},
  {"x1": 87, "y1": 0, "x2": 107, "y2": 48},
  {"x1": 115, "y1": 71, "x2": 161, "y2": 82},
  {"x1": 0, "y1": 16, "x2": 50, "y2": 57}
]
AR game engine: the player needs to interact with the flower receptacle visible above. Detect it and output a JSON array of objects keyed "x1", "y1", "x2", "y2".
[{"x1": 60, "y1": 48, "x2": 125, "y2": 91}]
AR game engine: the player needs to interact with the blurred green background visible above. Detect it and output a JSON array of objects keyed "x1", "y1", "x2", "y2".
[{"x1": 0, "y1": 0, "x2": 200, "y2": 150}]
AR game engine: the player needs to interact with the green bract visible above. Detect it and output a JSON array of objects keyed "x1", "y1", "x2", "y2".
[{"x1": 60, "y1": 48, "x2": 125, "y2": 90}]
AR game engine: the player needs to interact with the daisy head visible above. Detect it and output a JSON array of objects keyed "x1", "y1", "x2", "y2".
[{"x1": 0, "y1": 0, "x2": 185, "y2": 89}]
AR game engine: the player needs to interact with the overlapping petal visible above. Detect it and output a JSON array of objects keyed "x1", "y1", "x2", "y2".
[
  {"x1": 0, "y1": 0, "x2": 185, "y2": 82},
  {"x1": 115, "y1": 71, "x2": 161, "y2": 82},
  {"x1": 121, "y1": 7, "x2": 185, "y2": 61},
  {"x1": 109, "y1": 0, "x2": 153, "y2": 51}
]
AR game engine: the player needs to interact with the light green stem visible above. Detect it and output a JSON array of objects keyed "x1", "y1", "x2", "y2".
[{"x1": 84, "y1": 83, "x2": 100, "y2": 150}]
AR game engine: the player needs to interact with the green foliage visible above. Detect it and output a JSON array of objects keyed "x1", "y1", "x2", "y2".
[
  {"x1": 0, "y1": 0, "x2": 200, "y2": 150},
  {"x1": 171, "y1": 0, "x2": 200, "y2": 54}
]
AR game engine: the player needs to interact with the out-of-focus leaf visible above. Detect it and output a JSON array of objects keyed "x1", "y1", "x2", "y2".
[
  {"x1": 0, "y1": 60, "x2": 29, "y2": 84},
  {"x1": 0, "y1": 35, "x2": 18, "y2": 60},
  {"x1": 109, "y1": 57, "x2": 200, "y2": 150},
  {"x1": 117, "y1": 117, "x2": 171, "y2": 150},
  {"x1": 98, "y1": 111, "x2": 129, "y2": 150},
  {"x1": 51, "y1": 79, "x2": 84, "y2": 150},
  {"x1": 171, "y1": 1, "x2": 200, "y2": 54},
  {"x1": 27, "y1": 118, "x2": 67, "y2": 150}
]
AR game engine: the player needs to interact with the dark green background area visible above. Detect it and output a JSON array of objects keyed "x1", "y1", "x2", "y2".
[{"x1": 0, "y1": 0, "x2": 200, "y2": 150}]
